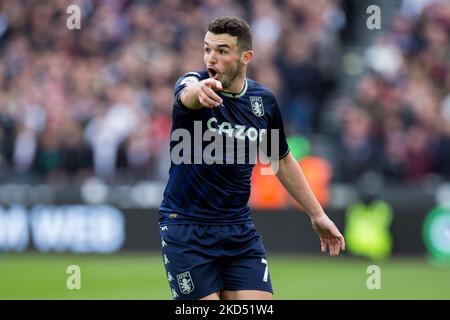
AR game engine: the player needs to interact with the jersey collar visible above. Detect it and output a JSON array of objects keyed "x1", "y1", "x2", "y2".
[{"x1": 220, "y1": 79, "x2": 248, "y2": 98}]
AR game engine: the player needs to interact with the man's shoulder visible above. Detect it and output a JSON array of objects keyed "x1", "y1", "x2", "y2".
[
  {"x1": 177, "y1": 70, "x2": 209, "y2": 85},
  {"x1": 246, "y1": 78, "x2": 277, "y2": 103}
]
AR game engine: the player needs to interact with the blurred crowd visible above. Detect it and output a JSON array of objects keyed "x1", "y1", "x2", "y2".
[
  {"x1": 1, "y1": 0, "x2": 447, "y2": 188},
  {"x1": 334, "y1": 0, "x2": 450, "y2": 184},
  {"x1": 0, "y1": 0, "x2": 345, "y2": 185}
]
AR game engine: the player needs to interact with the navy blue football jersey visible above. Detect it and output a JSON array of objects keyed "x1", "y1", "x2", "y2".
[{"x1": 159, "y1": 71, "x2": 289, "y2": 225}]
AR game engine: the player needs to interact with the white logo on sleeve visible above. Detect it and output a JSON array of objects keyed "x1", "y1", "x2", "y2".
[
  {"x1": 180, "y1": 76, "x2": 199, "y2": 86},
  {"x1": 250, "y1": 96, "x2": 264, "y2": 117},
  {"x1": 163, "y1": 254, "x2": 170, "y2": 265},
  {"x1": 172, "y1": 288, "x2": 179, "y2": 299},
  {"x1": 177, "y1": 271, "x2": 195, "y2": 294}
]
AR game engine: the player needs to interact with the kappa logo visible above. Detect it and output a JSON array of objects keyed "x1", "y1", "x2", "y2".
[
  {"x1": 250, "y1": 96, "x2": 264, "y2": 117},
  {"x1": 180, "y1": 76, "x2": 198, "y2": 86},
  {"x1": 163, "y1": 254, "x2": 170, "y2": 265},
  {"x1": 179, "y1": 72, "x2": 200, "y2": 86},
  {"x1": 177, "y1": 271, "x2": 195, "y2": 294}
]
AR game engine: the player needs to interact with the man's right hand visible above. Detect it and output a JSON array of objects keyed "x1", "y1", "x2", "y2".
[
  {"x1": 180, "y1": 78, "x2": 223, "y2": 110},
  {"x1": 197, "y1": 78, "x2": 223, "y2": 108}
]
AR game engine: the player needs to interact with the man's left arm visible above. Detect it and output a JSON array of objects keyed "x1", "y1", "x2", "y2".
[{"x1": 274, "y1": 152, "x2": 345, "y2": 256}]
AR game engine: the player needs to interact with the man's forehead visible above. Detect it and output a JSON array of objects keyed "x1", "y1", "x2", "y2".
[{"x1": 204, "y1": 32, "x2": 238, "y2": 47}]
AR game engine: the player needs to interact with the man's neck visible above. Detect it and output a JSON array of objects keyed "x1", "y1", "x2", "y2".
[{"x1": 224, "y1": 76, "x2": 246, "y2": 94}]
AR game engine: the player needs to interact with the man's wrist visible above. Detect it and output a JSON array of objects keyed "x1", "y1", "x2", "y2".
[{"x1": 308, "y1": 210, "x2": 326, "y2": 220}]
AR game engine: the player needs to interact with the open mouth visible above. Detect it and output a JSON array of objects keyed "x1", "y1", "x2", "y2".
[{"x1": 208, "y1": 67, "x2": 218, "y2": 79}]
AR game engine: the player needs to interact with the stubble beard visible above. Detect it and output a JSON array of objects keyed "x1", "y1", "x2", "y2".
[{"x1": 221, "y1": 61, "x2": 241, "y2": 91}]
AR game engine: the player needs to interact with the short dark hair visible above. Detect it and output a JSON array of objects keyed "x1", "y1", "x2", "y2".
[{"x1": 208, "y1": 16, "x2": 252, "y2": 52}]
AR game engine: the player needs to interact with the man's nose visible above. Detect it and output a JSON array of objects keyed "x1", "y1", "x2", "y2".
[{"x1": 208, "y1": 51, "x2": 217, "y2": 64}]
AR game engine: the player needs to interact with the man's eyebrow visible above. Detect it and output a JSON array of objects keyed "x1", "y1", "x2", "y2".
[{"x1": 203, "y1": 41, "x2": 231, "y2": 48}]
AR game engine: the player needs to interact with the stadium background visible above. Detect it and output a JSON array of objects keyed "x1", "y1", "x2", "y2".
[{"x1": 1, "y1": 0, "x2": 450, "y2": 299}]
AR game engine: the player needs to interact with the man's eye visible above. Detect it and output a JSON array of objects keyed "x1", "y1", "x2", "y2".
[
  {"x1": 220, "y1": 50, "x2": 228, "y2": 54},
  {"x1": 204, "y1": 48, "x2": 211, "y2": 53}
]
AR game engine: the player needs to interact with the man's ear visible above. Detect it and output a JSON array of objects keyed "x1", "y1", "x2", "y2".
[{"x1": 241, "y1": 50, "x2": 254, "y2": 66}]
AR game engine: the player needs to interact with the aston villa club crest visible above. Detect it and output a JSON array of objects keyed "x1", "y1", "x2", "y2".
[
  {"x1": 250, "y1": 96, "x2": 264, "y2": 117},
  {"x1": 177, "y1": 271, "x2": 195, "y2": 294}
]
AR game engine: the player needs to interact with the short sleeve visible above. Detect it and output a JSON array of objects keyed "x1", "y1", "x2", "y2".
[
  {"x1": 262, "y1": 99, "x2": 290, "y2": 160},
  {"x1": 173, "y1": 72, "x2": 202, "y2": 114}
]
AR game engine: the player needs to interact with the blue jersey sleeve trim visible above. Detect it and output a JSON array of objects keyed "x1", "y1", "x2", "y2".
[{"x1": 279, "y1": 148, "x2": 290, "y2": 160}]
